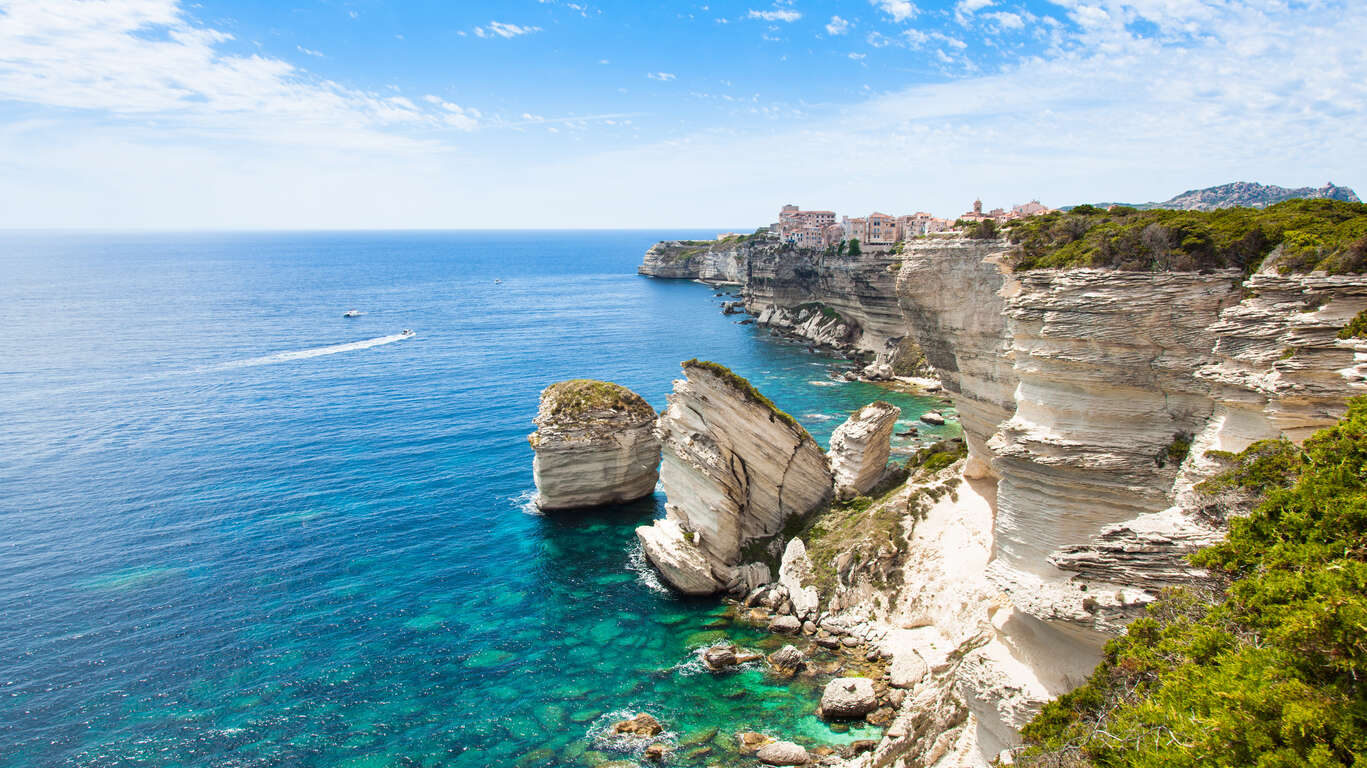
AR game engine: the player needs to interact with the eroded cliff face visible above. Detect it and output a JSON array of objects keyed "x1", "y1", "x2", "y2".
[
  {"x1": 858, "y1": 236, "x2": 1367, "y2": 764},
  {"x1": 639, "y1": 235, "x2": 923, "y2": 370},
  {"x1": 746, "y1": 243, "x2": 916, "y2": 366},
  {"x1": 637, "y1": 240, "x2": 748, "y2": 283},
  {"x1": 636, "y1": 361, "x2": 833, "y2": 595}
]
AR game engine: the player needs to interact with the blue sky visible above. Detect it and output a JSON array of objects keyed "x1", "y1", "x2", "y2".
[{"x1": 0, "y1": 0, "x2": 1362, "y2": 228}]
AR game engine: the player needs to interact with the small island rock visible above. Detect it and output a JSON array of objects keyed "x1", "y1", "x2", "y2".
[
  {"x1": 610, "y1": 712, "x2": 663, "y2": 737},
  {"x1": 530, "y1": 380, "x2": 660, "y2": 510}
]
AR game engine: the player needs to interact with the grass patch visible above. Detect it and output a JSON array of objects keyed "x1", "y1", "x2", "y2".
[
  {"x1": 1005, "y1": 199, "x2": 1367, "y2": 273},
  {"x1": 539, "y1": 379, "x2": 654, "y2": 421}
]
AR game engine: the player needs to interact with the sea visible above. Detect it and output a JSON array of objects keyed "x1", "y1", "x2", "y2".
[{"x1": 0, "y1": 231, "x2": 960, "y2": 768}]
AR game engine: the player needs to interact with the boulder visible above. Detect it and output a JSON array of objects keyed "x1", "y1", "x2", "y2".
[
  {"x1": 642, "y1": 743, "x2": 667, "y2": 763},
  {"x1": 777, "y1": 539, "x2": 820, "y2": 620},
  {"x1": 919, "y1": 411, "x2": 946, "y2": 426},
  {"x1": 610, "y1": 712, "x2": 663, "y2": 737},
  {"x1": 702, "y1": 644, "x2": 738, "y2": 670},
  {"x1": 888, "y1": 650, "x2": 928, "y2": 688},
  {"x1": 530, "y1": 380, "x2": 661, "y2": 510},
  {"x1": 756, "y1": 741, "x2": 810, "y2": 766},
  {"x1": 768, "y1": 615, "x2": 802, "y2": 634},
  {"x1": 637, "y1": 361, "x2": 833, "y2": 594},
  {"x1": 768, "y1": 645, "x2": 805, "y2": 675},
  {"x1": 829, "y1": 401, "x2": 902, "y2": 500},
  {"x1": 820, "y1": 678, "x2": 877, "y2": 719},
  {"x1": 634, "y1": 519, "x2": 717, "y2": 596}
]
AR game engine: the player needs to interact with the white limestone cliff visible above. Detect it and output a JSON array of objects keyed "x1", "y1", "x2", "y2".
[
  {"x1": 636, "y1": 360, "x2": 833, "y2": 595},
  {"x1": 529, "y1": 380, "x2": 661, "y2": 510},
  {"x1": 829, "y1": 401, "x2": 902, "y2": 500},
  {"x1": 859, "y1": 237, "x2": 1367, "y2": 764}
]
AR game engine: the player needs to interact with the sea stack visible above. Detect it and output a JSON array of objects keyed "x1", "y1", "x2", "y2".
[
  {"x1": 529, "y1": 379, "x2": 661, "y2": 510},
  {"x1": 636, "y1": 360, "x2": 832, "y2": 595},
  {"x1": 828, "y1": 401, "x2": 902, "y2": 500}
]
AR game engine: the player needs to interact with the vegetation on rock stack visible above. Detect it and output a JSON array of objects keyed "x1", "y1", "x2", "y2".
[
  {"x1": 540, "y1": 379, "x2": 654, "y2": 421},
  {"x1": 681, "y1": 359, "x2": 809, "y2": 438},
  {"x1": 1007, "y1": 199, "x2": 1367, "y2": 273},
  {"x1": 1019, "y1": 396, "x2": 1367, "y2": 767}
]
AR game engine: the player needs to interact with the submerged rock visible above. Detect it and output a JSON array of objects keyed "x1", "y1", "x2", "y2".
[
  {"x1": 829, "y1": 401, "x2": 902, "y2": 500},
  {"x1": 701, "y1": 643, "x2": 762, "y2": 671},
  {"x1": 820, "y1": 677, "x2": 877, "y2": 719},
  {"x1": 610, "y1": 712, "x2": 664, "y2": 737},
  {"x1": 737, "y1": 731, "x2": 774, "y2": 755},
  {"x1": 636, "y1": 360, "x2": 832, "y2": 594},
  {"x1": 530, "y1": 380, "x2": 660, "y2": 510}
]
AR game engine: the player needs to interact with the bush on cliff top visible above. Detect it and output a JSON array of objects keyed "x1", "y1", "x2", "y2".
[
  {"x1": 1007, "y1": 199, "x2": 1367, "y2": 273},
  {"x1": 540, "y1": 379, "x2": 654, "y2": 421},
  {"x1": 1018, "y1": 397, "x2": 1367, "y2": 767}
]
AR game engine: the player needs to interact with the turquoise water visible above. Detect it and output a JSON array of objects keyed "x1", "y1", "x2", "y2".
[{"x1": 0, "y1": 231, "x2": 959, "y2": 767}]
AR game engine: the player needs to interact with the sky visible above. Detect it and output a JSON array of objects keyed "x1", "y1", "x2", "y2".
[{"x1": 0, "y1": 0, "x2": 1362, "y2": 229}]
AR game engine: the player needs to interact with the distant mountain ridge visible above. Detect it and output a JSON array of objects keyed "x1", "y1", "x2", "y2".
[{"x1": 1088, "y1": 181, "x2": 1360, "y2": 211}]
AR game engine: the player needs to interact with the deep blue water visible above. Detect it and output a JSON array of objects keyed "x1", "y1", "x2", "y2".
[{"x1": 0, "y1": 231, "x2": 959, "y2": 768}]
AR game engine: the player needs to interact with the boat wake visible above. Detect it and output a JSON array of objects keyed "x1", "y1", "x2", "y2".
[{"x1": 217, "y1": 332, "x2": 414, "y2": 370}]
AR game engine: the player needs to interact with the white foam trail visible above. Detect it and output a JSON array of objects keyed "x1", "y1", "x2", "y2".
[
  {"x1": 809, "y1": 379, "x2": 841, "y2": 387},
  {"x1": 217, "y1": 333, "x2": 413, "y2": 370}
]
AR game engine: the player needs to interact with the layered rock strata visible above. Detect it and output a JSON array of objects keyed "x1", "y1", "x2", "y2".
[
  {"x1": 828, "y1": 401, "x2": 901, "y2": 500},
  {"x1": 877, "y1": 237, "x2": 1367, "y2": 763},
  {"x1": 637, "y1": 239, "x2": 747, "y2": 283},
  {"x1": 639, "y1": 235, "x2": 925, "y2": 372},
  {"x1": 529, "y1": 379, "x2": 661, "y2": 510},
  {"x1": 745, "y1": 243, "x2": 919, "y2": 368},
  {"x1": 636, "y1": 361, "x2": 833, "y2": 595}
]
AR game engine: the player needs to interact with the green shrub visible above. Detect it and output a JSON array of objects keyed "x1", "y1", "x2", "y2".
[
  {"x1": 1339, "y1": 309, "x2": 1367, "y2": 340},
  {"x1": 1006, "y1": 199, "x2": 1367, "y2": 273}
]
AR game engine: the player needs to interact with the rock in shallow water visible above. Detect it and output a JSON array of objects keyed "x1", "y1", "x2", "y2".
[
  {"x1": 529, "y1": 380, "x2": 660, "y2": 510},
  {"x1": 610, "y1": 712, "x2": 663, "y2": 737},
  {"x1": 756, "y1": 740, "x2": 811, "y2": 765},
  {"x1": 820, "y1": 677, "x2": 877, "y2": 719}
]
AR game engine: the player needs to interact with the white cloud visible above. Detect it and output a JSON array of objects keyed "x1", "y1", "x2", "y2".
[
  {"x1": 984, "y1": 11, "x2": 1024, "y2": 30},
  {"x1": 296, "y1": 45, "x2": 324, "y2": 58},
  {"x1": 0, "y1": 0, "x2": 472, "y2": 150},
  {"x1": 954, "y1": 0, "x2": 992, "y2": 16},
  {"x1": 871, "y1": 0, "x2": 918, "y2": 22},
  {"x1": 0, "y1": 0, "x2": 1363, "y2": 229},
  {"x1": 848, "y1": 52, "x2": 867, "y2": 60},
  {"x1": 826, "y1": 15, "x2": 852, "y2": 35},
  {"x1": 647, "y1": 72, "x2": 676, "y2": 81},
  {"x1": 747, "y1": 9, "x2": 802, "y2": 22},
  {"x1": 473, "y1": 21, "x2": 542, "y2": 39}
]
